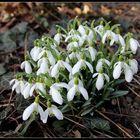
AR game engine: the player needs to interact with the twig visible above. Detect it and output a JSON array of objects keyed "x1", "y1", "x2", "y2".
[
  {"x1": 127, "y1": 86, "x2": 140, "y2": 98},
  {"x1": 95, "y1": 110, "x2": 133, "y2": 138},
  {"x1": 100, "y1": 111, "x2": 137, "y2": 118},
  {"x1": 133, "y1": 77, "x2": 140, "y2": 86}
]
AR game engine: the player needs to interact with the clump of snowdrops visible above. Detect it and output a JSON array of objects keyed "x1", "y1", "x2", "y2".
[{"x1": 10, "y1": 18, "x2": 139, "y2": 123}]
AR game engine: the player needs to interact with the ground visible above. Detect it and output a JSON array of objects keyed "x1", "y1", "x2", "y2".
[{"x1": 0, "y1": 2, "x2": 140, "y2": 138}]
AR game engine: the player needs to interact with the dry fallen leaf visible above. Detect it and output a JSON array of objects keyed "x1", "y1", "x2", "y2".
[{"x1": 73, "y1": 130, "x2": 81, "y2": 138}]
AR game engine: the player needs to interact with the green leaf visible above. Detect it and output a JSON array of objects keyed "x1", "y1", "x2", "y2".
[
  {"x1": 81, "y1": 106, "x2": 94, "y2": 116},
  {"x1": 113, "y1": 79, "x2": 125, "y2": 86},
  {"x1": 84, "y1": 117, "x2": 110, "y2": 131},
  {"x1": 110, "y1": 90, "x2": 129, "y2": 98}
]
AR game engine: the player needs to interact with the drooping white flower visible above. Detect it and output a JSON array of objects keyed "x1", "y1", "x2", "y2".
[
  {"x1": 129, "y1": 38, "x2": 140, "y2": 54},
  {"x1": 129, "y1": 59, "x2": 138, "y2": 74},
  {"x1": 21, "y1": 60, "x2": 32, "y2": 74},
  {"x1": 113, "y1": 61, "x2": 133, "y2": 82},
  {"x1": 10, "y1": 79, "x2": 25, "y2": 94},
  {"x1": 37, "y1": 57, "x2": 50, "y2": 75},
  {"x1": 30, "y1": 47, "x2": 42, "y2": 62},
  {"x1": 21, "y1": 82, "x2": 31, "y2": 98},
  {"x1": 29, "y1": 82, "x2": 46, "y2": 97},
  {"x1": 78, "y1": 25, "x2": 86, "y2": 36},
  {"x1": 87, "y1": 30, "x2": 94, "y2": 44},
  {"x1": 102, "y1": 30, "x2": 118, "y2": 46},
  {"x1": 65, "y1": 52, "x2": 80, "y2": 62},
  {"x1": 37, "y1": 49, "x2": 56, "y2": 66},
  {"x1": 49, "y1": 82, "x2": 70, "y2": 105},
  {"x1": 22, "y1": 102, "x2": 44, "y2": 123},
  {"x1": 67, "y1": 41, "x2": 79, "y2": 51},
  {"x1": 96, "y1": 58, "x2": 110, "y2": 72},
  {"x1": 41, "y1": 105, "x2": 63, "y2": 123},
  {"x1": 72, "y1": 59, "x2": 93, "y2": 75},
  {"x1": 117, "y1": 34, "x2": 125, "y2": 48},
  {"x1": 67, "y1": 79, "x2": 89, "y2": 101},
  {"x1": 94, "y1": 25, "x2": 104, "y2": 37},
  {"x1": 92, "y1": 73, "x2": 109, "y2": 90},
  {"x1": 51, "y1": 60, "x2": 72, "y2": 77},
  {"x1": 54, "y1": 33, "x2": 62, "y2": 45},
  {"x1": 84, "y1": 47, "x2": 97, "y2": 61}
]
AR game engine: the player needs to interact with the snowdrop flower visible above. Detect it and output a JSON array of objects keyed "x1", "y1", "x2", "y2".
[
  {"x1": 113, "y1": 61, "x2": 133, "y2": 82},
  {"x1": 92, "y1": 72, "x2": 109, "y2": 90},
  {"x1": 54, "y1": 33, "x2": 62, "y2": 45},
  {"x1": 84, "y1": 47, "x2": 97, "y2": 61},
  {"x1": 10, "y1": 79, "x2": 25, "y2": 94},
  {"x1": 94, "y1": 25, "x2": 104, "y2": 37},
  {"x1": 22, "y1": 82, "x2": 34, "y2": 99},
  {"x1": 41, "y1": 105, "x2": 63, "y2": 123},
  {"x1": 72, "y1": 59, "x2": 93, "y2": 75},
  {"x1": 30, "y1": 47, "x2": 42, "y2": 62},
  {"x1": 66, "y1": 52, "x2": 80, "y2": 62},
  {"x1": 68, "y1": 78, "x2": 84, "y2": 88},
  {"x1": 67, "y1": 78, "x2": 89, "y2": 101},
  {"x1": 21, "y1": 60, "x2": 32, "y2": 74},
  {"x1": 37, "y1": 49, "x2": 56, "y2": 66},
  {"x1": 67, "y1": 41, "x2": 79, "y2": 51},
  {"x1": 87, "y1": 30, "x2": 94, "y2": 44},
  {"x1": 22, "y1": 101, "x2": 44, "y2": 123},
  {"x1": 78, "y1": 25, "x2": 86, "y2": 36},
  {"x1": 49, "y1": 82, "x2": 70, "y2": 105},
  {"x1": 129, "y1": 59, "x2": 138, "y2": 74},
  {"x1": 129, "y1": 38, "x2": 140, "y2": 54},
  {"x1": 102, "y1": 30, "x2": 118, "y2": 46},
  {"x1": 37, "y1": 57, "x2": 50, "y2": 75},
  {"x1": 117, "y1": 34, "x2": 125, "y2": 48},
  {"x1": 30, "y1": 82, "x2": 46, "y2": 97},
  {"x1": 51, "y1": 60, "x2": 72, "y2": 77},
  {"x1": 96, "y1": 58, "x2": 111, "y2": 72}
]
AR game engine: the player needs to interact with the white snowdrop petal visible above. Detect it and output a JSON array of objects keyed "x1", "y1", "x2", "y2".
[
  {"x1": 96, "y1": 60, "x2": 103, "y2": 72},
  {"x1": 22, "y1": 103, "x2": 36, "y2": 121},
  {"x1": 12, "y1": 81, "x2": 19, "y2": 91},
  {"x1": 29, "y1": 84, "x2": 36, "y2": 96},
  {"x1": 92, "y1": 73, "x2": 98, "y2": 78},
  {"x1": 51, "y1": 105, "x2": 63, "y2": 120},
  {"x1": 38, "y1": 105, "x2": 46, "y2": 123},
  {"x1": 102, "y1": 32, "x2": 108, "y2": 44},
  {"x1": 85, "y1": 61, "x2": 93, "y2": 73},
  {"x1": 78, "y1": 25, "x2": 86, "y2": 36},
  {"x1": 50, "y1": 88, "x2": 63, "y2": 105},
  {"x1": 104, "y1": 59, "x2": 111, "y2": 66},
  {"x1": 89, "y1": 47, "x2": 97, "y2": 61},
  {"x1": 10, "y1": 79, "x2": 16, "y2": 86},
  {"x1": 103, "y1": 73, "x2": 110, "y2": 82},
  {"x1": 51, "y1": 63, "x2": 59, "y2": 77},
  {"x1": 25, "y1": 61, "x2": 32, "y2": 74},
  {"x1": 37, "y1": 83, "x2": 46, "y2": 94},
  {"x1": 78, "y1": 86, "x2": 89, "y2": 100},
  {"x1": 54, "y1": 82, "x2": 70, "y2": 90},
  {"x1": 41, "y1": 109, "x2": 49, "y2": 123},
  {"x1": 47, "y1": 51, "x2": 56, "y2": 66},
  {"x1": 37, "y1": 50, "x2": 45, "y2": 60},
  {"x1": 72, "y1": 60, "x2": 82, "y2": 75},
  {"x1": 67, "y1": 86, "x2": 76, "y2": 101},
  {"x1": 37, "y1": 58, "x2": 43, "y2": 67},
  {"x1": 63, "y1": 61, "x2": 72, "y2": 73},
  {"x1": 110, "y1": 39, "x2": 115, "y2": 46},
  {"x1": 22, "y1": 83, "x2": 32, "y2": 99},
  {"x1": 130, "y1": 38, "x2": 138, "y2": 54},
  {"x1": 129, "y1": 59, "x2": 138, "y2": 74},
  {"x1": 113, "y1": 62, "x2": 122, "y2": 79},
  {"x1": 118, "y1": 35, "x2": 125, "y2": 47},
  {"x1": 96, "y1": 74, "x2": 104, "y2": 91},
  {"x1": 124, "y1": 65, "x2": 133, "y2": 82},
  {"x1": 21, "y1": 61, "x2": 25, "y2": 70},
  {"x1": 54, "y1": 33, "x2": 61, "y2": 45}
]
